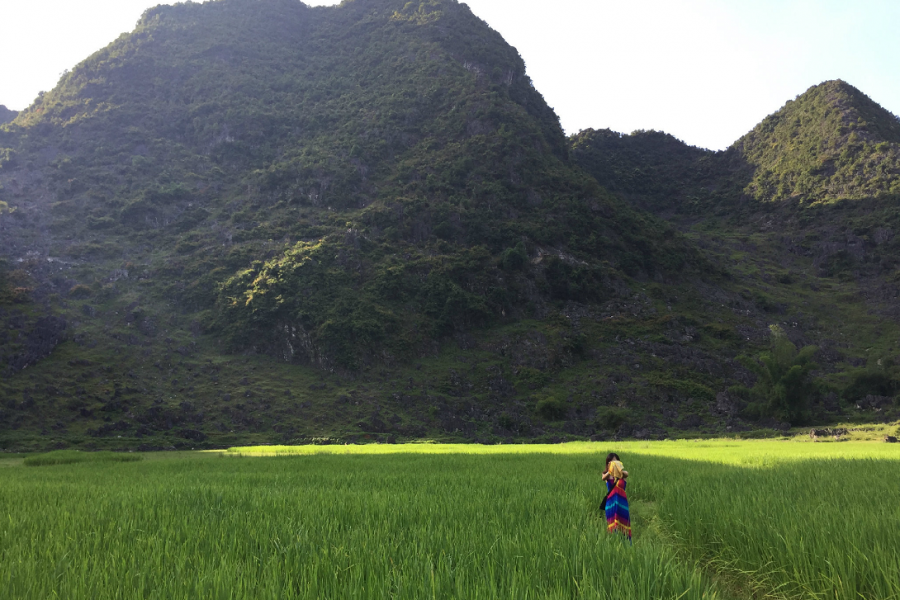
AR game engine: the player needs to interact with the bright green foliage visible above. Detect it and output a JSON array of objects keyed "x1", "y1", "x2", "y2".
[
  {"x1": 3, "y1": 441, "x2": 900, "y2": 599},
  {"x1": 742, "y1": 325, "x2": 818, "y2": 423},
  {"x1": 736, "y1": 80, "x2": 900, "y2": 203},
  {"x1": 651, "y1": 453, "x2": 900, "y2": 600},
  {"x1": 225, "y1": 438, "x2": 900, "y2": 461},
  {"x1": 0, "y1": 450, "x2": 724, "y2": 600}
]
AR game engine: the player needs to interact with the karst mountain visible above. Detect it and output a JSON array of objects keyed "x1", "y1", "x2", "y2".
[{"x1": 1, "y1": 0, "x2": 898, "y2": 450}]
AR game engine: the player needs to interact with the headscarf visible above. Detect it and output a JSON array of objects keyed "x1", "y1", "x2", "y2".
[{"x1": 607, "y1": 460, "x2": 625, "y2": 480}]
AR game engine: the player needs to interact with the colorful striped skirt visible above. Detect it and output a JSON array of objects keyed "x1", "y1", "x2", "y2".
[{"x1": 605, "y1": 479, "x2": 632, "y2": 541}]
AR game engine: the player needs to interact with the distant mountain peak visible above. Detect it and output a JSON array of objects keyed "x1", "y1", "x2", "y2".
[
  {"x1": 807, "y1": 80, "x2": 900, "y2": 142},
  {"x1": 733, "y1": 80, "x2": 900, "y2": 203}
]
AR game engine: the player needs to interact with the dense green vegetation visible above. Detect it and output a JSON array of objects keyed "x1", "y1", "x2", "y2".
[
  {"x1": 0, "y1": 1, "x2": 899, "y2": 449},
  {"x1": 570, "y1": 81, "x2": 900, "y2": 213},
  {"x1": 737, "y1": 325, "x2": 819, "y2": 423},
  {"x1": 735, "y1": 80, "x2": 900, "y2": 203},
  {"x1": 2, "y1": 441, "x2": 899, "y2": 599},
  {"x1": 569, "y1": 128, "x2": 743, "y2": 216},
  {"x1": 569, "y1": 81, "x2": 900, "y2": 430},
  {"x1": 6, "y1": 0, "x2": 698, "y2": 371}
]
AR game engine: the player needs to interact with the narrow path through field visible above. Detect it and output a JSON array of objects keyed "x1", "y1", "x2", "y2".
[{"x1": 628, "y1": 497, "x2": 766, "y2": 600}]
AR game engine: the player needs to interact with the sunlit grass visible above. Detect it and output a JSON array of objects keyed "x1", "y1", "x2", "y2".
[
  {"x1": 1, "y1": 450, "x2": 723, "y2": 600},
  {"x1": 2, "y1": 440, "x2": 899, "y2": 599},
  {"x1": 223, "y1": 438, "x2": 900, "y2": 465}
]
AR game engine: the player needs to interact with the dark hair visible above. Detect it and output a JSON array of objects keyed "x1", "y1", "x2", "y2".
[{"x1": 605, "y1": 452, "x2": 620, "y2": 468}]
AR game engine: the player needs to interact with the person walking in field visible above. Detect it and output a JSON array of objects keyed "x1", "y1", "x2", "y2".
[{"x1": 602, "y1": 452, "x2": 632, "y2": 542}]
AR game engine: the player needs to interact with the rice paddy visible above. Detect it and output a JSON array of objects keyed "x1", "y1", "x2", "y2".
[
  {"x1": 21, "y1": 449, "x2": 144, "y2": 467},
  {"x1": 1, "y1": 440, "x2": 898, "y2": 599}
]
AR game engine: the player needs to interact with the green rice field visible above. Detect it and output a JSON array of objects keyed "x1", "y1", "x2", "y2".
[{"x1": 1, "y1": 440, "x2": 898, "y2": 599}]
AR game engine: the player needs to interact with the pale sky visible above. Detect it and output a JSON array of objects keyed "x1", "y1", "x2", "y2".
[{"x1": 1, "y1": 0, "x2": 898, "y2": 150}]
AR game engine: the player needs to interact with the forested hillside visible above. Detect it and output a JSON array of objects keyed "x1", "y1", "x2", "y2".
[
  {"x1": 569, "y1": 128, "x2": 741, "y2": 217},
  {"x1": 0, "y1": 2, "x2": 897, "y2": 451},
  {"x1": 0, "y1": 106, "x2": 17, "y2": 125},
  {"x1": 3, "y1": 0, "x2": 697, "y2": 368},
  {"x1": 572, "y1": 81, "x2": 900, "y2": 425},
  {"x1": 735, "y1": 80, "x2": 900, "y2": 203}
]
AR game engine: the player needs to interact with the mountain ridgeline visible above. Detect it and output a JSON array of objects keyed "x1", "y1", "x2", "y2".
[
  {"x1": 0, "y1": 106, "x2": 18, "y2": 125},
  {"x1": 0, "y1": 0, "x2": 899, "y2": 450},
  {"x1": 572, "y1": 80, "x2": 900, "y2": 213},
  {"x1": 3, "y1": 0, "x2": 694, "y2": 370}
]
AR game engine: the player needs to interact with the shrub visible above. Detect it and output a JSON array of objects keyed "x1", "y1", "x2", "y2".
[
  {"x1": 728, "y1": 385, "x2": 751, "y2": 399},
  {"x1": 740, "y1": 401, "x2": 765, "y2": 421},
  {"x1": 501, "y1": 241, "x2": 527, "y2": 271},
  {"x1": 594, "y1": 406, "x2": 628, "y2": 431},
  {"x1": 842, "y1": 368, "x2": 900, "y2": 402},
  {"x1": 740, "y1": 325, "x2": 818, "y2": 424},
  {"x1": 703, "y1": 323, "x2": 738, "y2": 340},
  {"x1": 496, "y1": 412, "x2": 516, "y2": 430},
  {"x1": 68, "y1": 284, "x2": 93, "y2": 299},
  {"x1": 432, "y1": 221, "x2": 454, "y2": 240},
  {"x1": 516, "y1": 366, "x2": 548, "y2": 390},
  {"x1": 535, "y1": 396, "x2": 566, "y2": 420}
]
